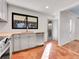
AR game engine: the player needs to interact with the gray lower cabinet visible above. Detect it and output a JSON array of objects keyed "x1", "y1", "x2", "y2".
[
  {"x1": 12, "y1": 33, "x2": 44, "y2": 52},
  {"x1": 12, "y1": 34, "x2": 21, "y2": 52},
  {"x1": 20, "y1": 34, "x2": 29, "y2": 50},
  {"x1": 13, "y1": 37, "x2": 21, "y2": 51},
  {"x1": 20, "y1": 33, "x2": 36, "y2": 49},
  {"x1": 29, "y1": 34, "x2": 36, "y2": 48},
  {"x1": 11, "y1": 37, "x2": 14, "y2": 52},
  {"x1": 36, "y1": 33, "x2": 44, "y2": 45}
]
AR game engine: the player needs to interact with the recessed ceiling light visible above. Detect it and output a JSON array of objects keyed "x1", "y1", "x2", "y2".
[{"x1": 45, "y1": 6, "x2": 49, "y2": 9}]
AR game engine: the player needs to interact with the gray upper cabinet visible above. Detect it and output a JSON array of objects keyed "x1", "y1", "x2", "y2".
[
  {"x1": 2, "y1": 0, "x2": 7, "y2": 21},
  {"x1": 0, "y1": 0, "x2": 3, "y2": 19},
  {"x1": 0, "y1": 0, "x2": 7, "y2": 22}
]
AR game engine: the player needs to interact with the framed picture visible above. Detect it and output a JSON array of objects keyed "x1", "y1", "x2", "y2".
[{"x1": 12, "y1": 12, "x2": 38, "y2": 29}]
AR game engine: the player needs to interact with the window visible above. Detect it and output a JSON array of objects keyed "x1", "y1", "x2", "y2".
[{"x1": 12, "y1": 12, "x2": 38, "y2": 29}]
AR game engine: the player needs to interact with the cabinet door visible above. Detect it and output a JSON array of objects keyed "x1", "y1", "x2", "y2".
[
  {"x1": 13, "y1": 35, "x2": 21, "y2": 52},
  {"x1": 20, "y1": 34, "x2": 29, "y2": 50},
  {"x1": 2, "y1": 0, "x2": 7, "y2": 21},
  {"x1": 0, "y1": 0, "x2": 3, "y2": 19},
  {"x1": 29, "y1": 34, "x2": 36, "y2": 48},
  {"x1": 11, "y1": 37, "x2": 14, "y2": 52},
  {"x1": 36, "y1": 34, "x2": 44, "y2": 45}
]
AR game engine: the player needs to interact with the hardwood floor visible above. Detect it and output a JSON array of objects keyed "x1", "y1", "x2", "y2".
[
  {"x1": 12, "y1": 40, "x2": 79, "y2": 59},
  {"x1": 63, "y1": 40, "x2": 79, "y2": 54},
  {"x1": 43, "y1": 40, "x2": 79, "y2": 59},
  {"x1": 57, "y1": 46, "x2": 79, "y2": 59},
  {"x1": 12, "y1": 46, "x2": 44, "y2": 59}
]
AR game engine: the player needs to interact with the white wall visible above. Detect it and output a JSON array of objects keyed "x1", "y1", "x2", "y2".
[
  {"x1": 0, "y1": 4, "x2": 53, "y2": 41},
  {"x1": 59, "y1": 11, "x2": 75, "y2": 45}
]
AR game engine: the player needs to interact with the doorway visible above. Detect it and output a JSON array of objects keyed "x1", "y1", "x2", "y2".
[{"x1": 47, "y1": 19, "x2": 53, "y2": 41}]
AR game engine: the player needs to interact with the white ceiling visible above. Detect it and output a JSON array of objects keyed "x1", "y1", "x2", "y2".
[{"x1": 7, "y1": 0, "x2": 79, "y2": 16}]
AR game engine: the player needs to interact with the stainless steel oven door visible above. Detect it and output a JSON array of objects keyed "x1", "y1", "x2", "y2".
[{"x1": 1, "y1": 48, "x2": 10, "y2": 59}]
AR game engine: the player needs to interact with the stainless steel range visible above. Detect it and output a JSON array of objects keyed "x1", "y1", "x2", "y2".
[{"x1": 0, "y1": 37, "x2": 11, "y2": 59}]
